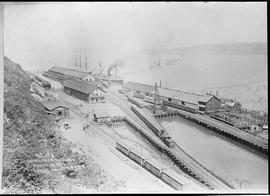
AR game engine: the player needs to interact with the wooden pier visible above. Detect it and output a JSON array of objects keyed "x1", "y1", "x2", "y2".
[
  {"x1": 124, "y1": 117, "x2": 234, "y2": 190},
  {"x1": 155, "y1": 108, "x2": 268, "y2": 154}
]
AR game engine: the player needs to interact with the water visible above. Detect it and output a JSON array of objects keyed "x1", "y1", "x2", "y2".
[
  {"x1": 119, "y1": 54, "x2": 267, "y2": 111},
  {"x1": 159, "y1": 116, "x2": 268, "y2": 192}
]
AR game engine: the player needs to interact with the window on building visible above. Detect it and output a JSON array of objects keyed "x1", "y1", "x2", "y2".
[{"x1": 199, "y1": 107, "x2": 205, "y2": 111}]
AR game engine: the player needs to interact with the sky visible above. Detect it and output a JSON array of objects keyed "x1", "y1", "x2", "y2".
[{"x1": 3, "y1": 2, "x2": 267, "y2": 71}]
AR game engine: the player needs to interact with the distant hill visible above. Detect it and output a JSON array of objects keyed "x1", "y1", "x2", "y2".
[{"x1": 145, "y1": 42, "x2": 267, "y2": 55}]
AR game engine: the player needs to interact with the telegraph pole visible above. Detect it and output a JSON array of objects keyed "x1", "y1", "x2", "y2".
[
  {"x1": 74, "y1": 51, "x2": 77, "y2": 68},
  {"x1": 79, "y1": 49, "x2": 82, "y2": 71},
  {"x1": 99, "y1": 60, "x2": 102, "y2": 77},
  {"x1": 154, "y1": 82, "x2": 158, "y2": 114},
  {"x1": 85, "y1": 49, "x2": 87, "y2": 73}
]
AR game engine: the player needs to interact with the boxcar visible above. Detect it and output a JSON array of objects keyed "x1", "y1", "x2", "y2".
[
  {"x1": 133, "y1": 93, "x2": 145, "y2": 99},
  {"x1": 128, "y1": 97, "x2": 144, "y2": 108},
  {"x1": 129, "y1": 151, "x2": 144, "y2": 166},
  {"x1": 116, "y1": 142, "x2": 129, "y2": 156},
  {"x1": 161, "y1": 171, "x2": 183, "y2": 190},
  {"x1": 144, "y1": 160, "x2": 161, "y2": 177}
]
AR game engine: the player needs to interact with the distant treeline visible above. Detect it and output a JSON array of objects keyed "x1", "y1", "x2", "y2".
[{"x1": 145, "y1": 42, "x2": 267, "y2": 55}]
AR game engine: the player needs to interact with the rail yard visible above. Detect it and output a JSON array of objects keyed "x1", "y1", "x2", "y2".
[{"x1": 28, "y1": 64, "x2": 268, "y2": 193}]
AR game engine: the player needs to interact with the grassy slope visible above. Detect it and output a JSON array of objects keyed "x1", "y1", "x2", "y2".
[{"x1": 3, "y1": 57, "x2": 115, "y2": 193}]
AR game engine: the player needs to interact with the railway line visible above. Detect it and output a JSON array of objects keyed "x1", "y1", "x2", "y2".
[
  {"x1": 124, "y1": 117, "x2": 233, "y2": 190},
  {"x1": 106, "y1": 90, "x2": 233, "y2": 190}
]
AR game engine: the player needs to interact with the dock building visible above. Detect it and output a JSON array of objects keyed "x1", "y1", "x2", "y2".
[
  {"x1": 43, "y1": 66, "x2": 94, "y2": 82},
  {"x1": 123, "y1": 81, "x2": 221, "y2": 114},
  {"x1": 63, "y1": 79, "x2": 105, "y2": 102}
]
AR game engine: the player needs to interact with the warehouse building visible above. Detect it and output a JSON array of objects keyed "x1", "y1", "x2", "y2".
[
  {"x1": 123, "y1": 81, "x2": 155, "y2": 97},
  {"x1": 41, "y1": 98, "x2": 70, "y2": 117},
  {"x1": 63, "y1": 79, "x2": 105, "y2": 102},
  {"x1": 123, "y1": 81, "x2": 221, "y2": 113},
  {"x1": 43, "y1": 66, "x2": 94, "y2": 82}
]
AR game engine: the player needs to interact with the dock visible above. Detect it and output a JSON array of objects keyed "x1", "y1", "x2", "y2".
[
  {"x1": 177, "y1": 109, "x2": 268, "y2": 154},
  {"x1": 124, "y1": 117, "x2": 234, "y2": 190},
  {"x1": 154, "y1": 108, "x2": 268, "y2": 154}
]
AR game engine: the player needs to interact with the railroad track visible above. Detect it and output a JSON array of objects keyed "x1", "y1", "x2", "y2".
[
  {"x1": 105, "y1": 91, "x2": 160, "y2": 139},
  {"x1": 106, "y1": 90, "x2": 235, "y2": 190}
]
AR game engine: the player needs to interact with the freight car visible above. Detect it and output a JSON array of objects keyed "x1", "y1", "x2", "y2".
[
  {"x1": 128, "y1": 97, "x2": 144, "y2": 108},
  {"x1": 143, "y1": 96, "x2": 162, "y2": 105},
  {"x1": 116, "y1": 141, "x2": 129, "y2": 156},
  {"x1": 29, "y1": 72, "x2": 51, "y2": 90},
  {"x1": 129, "y1": 150, "x2": 144, "y2": 166},
  {"x1": 133, "y1": 93, "x2": 145, "y2": 99},
  {"x1": 144, "y1": 160, "x2": 162, "y2": 177},
  {"x1": 160, "y1": 132, "x2": 176, "y2": 148},
  {"x1": 162, "y1": 100, "x2": 197, "y2": 114},
  {"x1": 115, "y1": 142, "x2": 183, "y2": 191},
  {"x1": 131, "y1": 106, "x2": 175, "y2": 148},
  {"x1": 161, "y1": 170, "x2": 184, "y2": 190},
  {"x1": 131, "y1": 106, "x2": 164, "y2": 137}
]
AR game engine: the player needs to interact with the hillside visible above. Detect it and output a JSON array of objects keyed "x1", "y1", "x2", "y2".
[
  {"x1": 145, "y1": 42, "x2": 267, "y2": 55},
  {"x1": 3, "y1": 57, "x2": 115, "y2": 193}
]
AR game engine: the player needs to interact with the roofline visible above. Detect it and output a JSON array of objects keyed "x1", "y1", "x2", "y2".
[
  {"x1": 124, "y1": 81, "x2": 155, "y2": 87},
  {"x1": 158, "y1": 86, "x2": 203, "y2": 97},
  {"x1": 43, "y1": 105, "x2": 69, "y2": 111}
]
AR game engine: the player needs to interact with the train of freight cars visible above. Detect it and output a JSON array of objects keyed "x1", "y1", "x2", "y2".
[
  {"x1": 30, "y1": 73, "x2": 51, "y2": 90},
  {"x1": 131, "y1": 106, "x2": 175, "y2": 148},
  {"x1": 127, "y1": 97, "x2": 144, "y2": 108},
  {"x1": 116, "y1": 142, "x2": 183, "y2": 191}
]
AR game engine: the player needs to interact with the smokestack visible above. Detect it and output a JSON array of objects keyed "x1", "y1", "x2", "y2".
[{"x1": 160, "y1": 80, "x2": 161, "y2": 88}]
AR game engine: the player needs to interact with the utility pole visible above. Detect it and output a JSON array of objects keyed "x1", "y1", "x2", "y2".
[
  {"x1": 154, "y1": 82, "x2": 158, "y2": 114},
  {"x1": 99, "y1": 60, "x2": 102, "y2": 77},
  {"x1": 74, "y1": 51, "x2": 77, "y2": 68},
  {"x1": 79, "y1": 49, "x2": 82, "y2": 72},
  {"x1": 85, "y1": 49, "x2": 87, "y2": 73},
  {"x1": 115, "y1": 64, "x2": 118, "y2": 77}
]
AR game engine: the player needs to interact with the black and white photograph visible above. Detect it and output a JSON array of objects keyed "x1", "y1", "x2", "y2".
[{"x1": 0, "y1": 2, "x2": 268, "y2": 194}]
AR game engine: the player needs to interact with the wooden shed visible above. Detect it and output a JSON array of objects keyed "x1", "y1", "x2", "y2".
[{"x1": 41, "y1": 98, "x2": 70, "y2": 117}]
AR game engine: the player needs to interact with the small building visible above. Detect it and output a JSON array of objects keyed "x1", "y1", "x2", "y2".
[
  {"x1": 93, "y1": 112, "x2": 110, "y2": 123},
  {"x1": 198, "y1": 94, "x2": 222, "y2": 114},
  {"x1": 41, "y1": 98, "x2": 70, "y2": 117},
  {"x1": 221, "y1": 100, "x2": 242, "y2": 112},
  {"x1": 63, "y1": 79, "x2": 105, "y2": 102}
]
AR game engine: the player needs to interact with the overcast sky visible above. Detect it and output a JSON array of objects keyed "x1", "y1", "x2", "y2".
[{"x1": 4, "y1": 2, "x2": 267, "y2": 71}]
